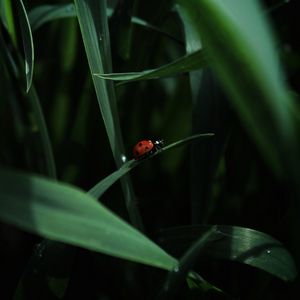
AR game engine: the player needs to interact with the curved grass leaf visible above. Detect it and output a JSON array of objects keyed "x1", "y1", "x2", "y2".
[
  {"x1": 88, "y1": 133, "x2": 214, "y2": 199},
  {"x1": 0, "y1": 27, "x2": 56, "y2": 179},
  {"x1": 28, "y1": 4, "x2": 76, "y2": 31},
  {"x1": 176, "y1": 0, "x2": 300, "y2": 179},
  {"x1": 160, "y1": 225, "x2": 298, "y2": 282},
  {"x1": 28, "y1": 4, "x2": 180, "y2": 43},
  {"x1": 16, "y1": 0, "x2": 34, "y2": 92},
  {"x1": 94, "y1": 49, "x2": 207, "y2": 83},
  {"x1": 0, "y1": 168, "x2": 177, "y2": 271}
]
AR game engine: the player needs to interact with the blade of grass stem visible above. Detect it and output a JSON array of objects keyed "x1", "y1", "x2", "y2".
[
  {"x1": 88, "y1": 133, "x2": 213, "y2": 199},
  {"x1": 16, "y1": 0, "x2": 34, "y2": 92},
  {"x1": 74, "y1": 0, "x2": 143, "y2": 231},
  {"x1": 94, "y1": 49, "x2": 206, "y2": 83}
]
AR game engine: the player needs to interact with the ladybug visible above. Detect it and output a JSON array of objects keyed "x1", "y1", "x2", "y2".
[{"x1": 133, "y1": 139, "x2": 164, "y2": 160}]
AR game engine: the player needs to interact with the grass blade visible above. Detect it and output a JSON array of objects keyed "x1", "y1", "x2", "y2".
[
  {"x1": 161, "y1": 226, "x2": 223, "y2": 298},
  {"x1": 88, "y1": 133, "x2": 214, "y2": 199},
  {"x1": 176, "y1": 0, "x2": 300, "y2": 179},
  {"x1": 16, "y1": 0, "x2": 34, "y2": 92},
  {"x1": 0, "y1": 24, "x2": 56, "y2": 178},
  {"x1": 0, "y1": 0, "x2": 17, "y2": 46},
  {"x1": 94, "y1": 50, "x2": 206, "y2": 83},
  {"x1": 160, "y1": 225, "x2": 298, "y2": 282},
  {"x1": 74, "y1": 0, "x2": 143, "y2": 230},
  {"x1": 109, "y1": 0, "x2": 135, "y2": 61},
  {"x1": 27, "y1": 86, "x2": 57, "y2": 178},
  {"x1": 28, "y1": 3, "x2": 179, "y2": 42},
  {"x1": 0, "y1": 168, "x2": 177, "y2": 271},
  {"x1": 177, "y1": 5, "x2": 232, "y2": 224},
  {"x1": 28, "y1": 3, "x2": 76, "y2": 31}
]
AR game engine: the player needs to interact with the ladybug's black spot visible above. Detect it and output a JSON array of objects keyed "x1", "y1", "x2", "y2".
[
  {"x1": 145, "y1": 146, "x2": 149, "y2": 150},
  {"x1": 139, "y1": 142, "x2": 143, "y2": 146}
]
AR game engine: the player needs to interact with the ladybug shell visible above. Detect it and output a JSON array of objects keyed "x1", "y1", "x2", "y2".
[{"x1": 133, "y1": 140, "x2": 154, "y2": 160}]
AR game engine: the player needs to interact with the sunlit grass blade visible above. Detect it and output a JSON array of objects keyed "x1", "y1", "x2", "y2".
[
  {"x1": 160, "y1": 225, "x2": 298, "y2": 282},
  {"x1": 0, "y1": 0, "x2": 17, "y2": 46},
  {"x1": 88, "y1": 133, "x2": 214, "y2": 199},
  {"x1": 0, "y1": 168, "x2": 178, "y2": 271},
  {"x1": 94, "y1": 50, "x2": 207, "y2": 83},
  {"x1": 16, "y1": 0, "x2": 34, "y2": 92},
  {"x1": 176, "y1": 0, "x2": 300, "y2": 179}
]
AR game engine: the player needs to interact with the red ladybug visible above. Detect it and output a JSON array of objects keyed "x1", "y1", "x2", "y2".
[{"x1": 133, "y1": 139, "x2": 164, "y2": 160}]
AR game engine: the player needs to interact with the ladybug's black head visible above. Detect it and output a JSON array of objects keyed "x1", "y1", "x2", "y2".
[{"x1": 154, "y1": 139, "x2": 164, "y2": 149}]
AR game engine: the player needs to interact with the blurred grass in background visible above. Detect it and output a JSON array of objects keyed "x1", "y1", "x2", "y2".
[{"x1": 1, "y1": 0, "x2": 300, "y2": 299}]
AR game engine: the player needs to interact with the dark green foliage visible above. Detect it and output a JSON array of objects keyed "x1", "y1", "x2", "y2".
[{"x1": 0, "y1": 0, "x2": 300, "y2": 299}]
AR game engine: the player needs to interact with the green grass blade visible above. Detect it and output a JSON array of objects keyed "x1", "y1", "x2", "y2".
[
  {"x1": 94, "y1": 50, "x2": 206, "y2": 83},
  {"x1": 88, "y1": 133, "x2": 214, "y2": 199},
  {"x1": 176, "y1": 0, "x2": 299, "y2": 177},
  {"x1": 177, "y1": 5, "x2": 232, "y2": 224},
  {"x1": 16, "y1": 0, "x2": 34, "y2": 92},
  {"x1": 131, "y1": 16, "x2": 182, "y2": 44},
  {"x1": 161, "y1": 226, "x2": 223, "y2": 297},
  {"x1": 28, "y1": 3, "x2": 76, "y2": 31},
  {"x1": 0, "y1": 25, "x2": 56, "y2": 178},
  {"x1": 0, "y1": 168, "x2": 177, "y2": 271},
  {"x1": 160, "y1": 225, "x2": 298, "y2": 282},
  {"x1": 109, "y1": 0, "x2": 134, "y2": 61},
  {"x1": 74, "y1": 0, "x2": 144, "y2": 230},
  {"x1": 0, "y1": 0, "x2": 17, "y2": 46},
  {"x1": 27, "y1": 86, "x2": 57, "y2": 179},
  {"x1": 28, "y1": 3, "x2": 178, "y2": 42}
]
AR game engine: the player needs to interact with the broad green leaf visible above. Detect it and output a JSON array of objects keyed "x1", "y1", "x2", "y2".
[
  {"x1": 16, "y1": 0, "x2": 34, "y2": 92},
  {"x1": 176, "y1": 0, "x2": 300, "y2": 179},
  {"x1": 88, "y1": 133, "x2": 214, "y2": 199},
  {"x1": 74, "y1": 0, "x2": 143, "y2": 230},
  {"x1": 94, "y1": 50, "x2": 206, "y2": 83},
  {"x1": 0, "y1": 168, "x2": 177, "y2": 271},
  {"x1": 160, "y1": 225, "x2": 298, "y2": 282}
]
